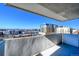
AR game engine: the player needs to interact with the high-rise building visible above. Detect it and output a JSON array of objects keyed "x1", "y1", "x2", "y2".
[{"x1": 40, "y1": 23, "x2": 58, "y2": 35}]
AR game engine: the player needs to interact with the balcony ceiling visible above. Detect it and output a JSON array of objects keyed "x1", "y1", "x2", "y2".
[{"x1": 7, "y1": 3, "x2": 79, "y2": 21}]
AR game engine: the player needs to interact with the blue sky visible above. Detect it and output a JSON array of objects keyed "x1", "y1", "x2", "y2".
[{"x1": 0, "y1": 3, "x2": 79, "y2": 29}]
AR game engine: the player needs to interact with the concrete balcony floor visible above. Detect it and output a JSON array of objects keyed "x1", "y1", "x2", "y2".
[
  {"x1": 50, "y1": 43, "x2": 79, "y2": 56},
  {"x1": 51, "y1": 43, "x2": 79, "y2": 56},
  {"x1": 37, "y1": 43, "x2": 79, "y2": 56}
]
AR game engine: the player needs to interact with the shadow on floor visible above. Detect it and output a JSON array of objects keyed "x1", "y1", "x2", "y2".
[{"x1": 51, "y1": 43, "x2": 79, "y2": 56}]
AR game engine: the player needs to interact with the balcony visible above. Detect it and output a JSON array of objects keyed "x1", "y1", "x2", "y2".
[{"x1": 0, "y1": 34, "x2": 79, "y2": 56}]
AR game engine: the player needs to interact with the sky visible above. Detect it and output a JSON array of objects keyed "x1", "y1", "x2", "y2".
[{"x1": 0, "y1": 3, "x2": 79, "y2": 29}]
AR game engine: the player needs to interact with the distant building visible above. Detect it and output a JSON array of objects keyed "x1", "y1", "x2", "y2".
[
  {"x1": 40, "y1": 24, "x2": 58, "y2": 35},
  {"x1": 56, "y1": 26, "x2": 72, "y2": 34},
  {"x1": 3, "y1": 29, "x2": 23, "y2": 35},
  {"x1": 72, "y1": 29, "x2": 79, "y2": 34},
  {"x1": 73, "y1": 31, "x2": 79, "y2": 34}
]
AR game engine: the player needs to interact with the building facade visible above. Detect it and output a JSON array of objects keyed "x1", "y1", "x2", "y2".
[
  {"x1": 56, "y1": 26, "x2": 72, "y2": 34},
  {"x1": 40, "y1": 24, "x2": 58, "y2": 35},
  {"x1": 72, "y1": 29, "x2": 79, "y2": 34}
]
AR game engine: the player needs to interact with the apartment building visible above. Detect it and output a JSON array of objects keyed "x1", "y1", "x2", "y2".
[
  {"x1": 40, "y1": 24, "x2": 58, "y2": 35},
  {"x1": 55, "y1": 26, "x2": 72, "y2": 34}
]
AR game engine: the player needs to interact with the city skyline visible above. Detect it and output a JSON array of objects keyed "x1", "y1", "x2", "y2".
[{"x1": 0, "y1": 3, "x2": 79, "y2": 29}]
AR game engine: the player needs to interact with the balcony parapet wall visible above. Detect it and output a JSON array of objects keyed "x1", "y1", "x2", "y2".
[{"x1": 4, "y1": 34, "x2": 62, "y2": 56}]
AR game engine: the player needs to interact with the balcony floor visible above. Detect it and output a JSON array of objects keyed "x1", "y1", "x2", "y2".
[{"x1": 51, "y1": 43, "x2": 79, "y2": 56}]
